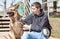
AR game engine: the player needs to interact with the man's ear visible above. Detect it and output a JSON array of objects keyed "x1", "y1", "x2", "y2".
[{"x1": 37, "y1": 8, "x2": 40, "y2": 10}]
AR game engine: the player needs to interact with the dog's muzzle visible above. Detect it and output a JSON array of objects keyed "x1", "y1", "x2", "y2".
[{"x1": 7, "y1": 12, "x2": 14, "y2": 17}]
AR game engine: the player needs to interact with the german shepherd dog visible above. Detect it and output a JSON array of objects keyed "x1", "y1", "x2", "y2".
[{"x1": 7, "y1": 6, "x2": 23, "y2": 39}]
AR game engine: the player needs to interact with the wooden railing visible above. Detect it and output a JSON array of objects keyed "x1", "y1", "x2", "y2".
[{"x1": 0, "y1": 16, "x2": 10, "y2": 32}]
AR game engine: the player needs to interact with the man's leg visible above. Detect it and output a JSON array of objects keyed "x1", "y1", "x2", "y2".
[
  {"x1": 21, "y1": 31, "x2": 48, "y2": 39},
  {"x1": 21, "y1": 32, "x2": 30, "y2": 39},
  {"x1": 38, "y1": 32, "x2": 48, "y2": 39},
  {"x1": 28, "y1": 31, "x2": 41, "y2": 39},
  {"x1": 21, "y1": 31, "x2": 40, "y2": 39}
]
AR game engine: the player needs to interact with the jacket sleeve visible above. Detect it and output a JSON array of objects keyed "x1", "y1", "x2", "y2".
[{"x1": 23, "y1": 14, "x2": 33, "y2": 25}]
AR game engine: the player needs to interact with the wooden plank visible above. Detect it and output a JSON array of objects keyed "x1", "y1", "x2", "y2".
[
  {"x1": 0, "y1": 23, "x2": 9, "y2": 25},
  {"x1": 0, "y1": 25, "x2": 10, "y2": 27},
  {"x1": 0, "y1": 21, "x2": 10, "y2": 23},
  {"x1": 0, "y1": 30, "x2": 10, "y2": 31},
  {"x1": 0, "y1": 28, "x2": 10, "y2": 32},
  {"x1": 0, "y1": 16, "x2": 3, "y2": 18},
  {"x1": 0, "y1": 27, "x2": 9, "y2": 28},
  {"x1": 0, "y1": 28, "x2": 10, "y2": 30},
  {"x1": 0, "y1": 17, "x2": 10, "y2": 20},
  {"x1": 0, "y1": 20, "x2": 10, "y2": 21}
]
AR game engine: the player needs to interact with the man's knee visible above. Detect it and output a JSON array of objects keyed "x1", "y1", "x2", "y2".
[{"x1": 21, "y1": 32, "x2": 30, "y2": 39}]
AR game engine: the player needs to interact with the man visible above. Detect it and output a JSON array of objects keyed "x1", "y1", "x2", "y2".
[{"x1": 21, "y1": 2, "x2": 52, "y2": 39}]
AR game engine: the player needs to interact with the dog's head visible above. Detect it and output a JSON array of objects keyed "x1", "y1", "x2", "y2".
[
  {"x1": 7, "y1": 6, "x2": 17, "y2": 17},
  {"x1": 7, "y1": 6, "x2": 21, "y2": 21}
]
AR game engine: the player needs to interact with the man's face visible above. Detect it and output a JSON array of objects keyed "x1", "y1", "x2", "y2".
[{"x1": 31, "y1": 6, "x2": 40, "y2": 14}]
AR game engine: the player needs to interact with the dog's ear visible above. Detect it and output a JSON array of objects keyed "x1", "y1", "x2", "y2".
[
  {"x1": 8, "y1": 6, "x2": 15, "y2": 12},
  {"x1": 15, "y1": 5, "x2": 19, "y2": 9}
]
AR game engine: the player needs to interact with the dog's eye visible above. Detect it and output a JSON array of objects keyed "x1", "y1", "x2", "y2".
[
  {"x1": 7, "y1": 12, "x2": 10, "y2": 14},
  {"x1": 10, "y1": 12, "x2": 14, "y2": 14}
]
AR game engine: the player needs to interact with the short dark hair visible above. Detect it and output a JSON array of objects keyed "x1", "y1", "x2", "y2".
[{"x1": 31, "y1": 2, "x2": 41, "y2": 9}]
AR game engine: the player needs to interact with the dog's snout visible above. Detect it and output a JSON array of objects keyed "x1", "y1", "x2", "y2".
[{"x1": 7, "y1": 12, "x2": 14, "y2": 17}]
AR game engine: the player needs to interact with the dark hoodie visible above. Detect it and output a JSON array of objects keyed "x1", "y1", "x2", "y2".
[{"x1": 23, "y1": 9, "x2": 52, "y2": 32}]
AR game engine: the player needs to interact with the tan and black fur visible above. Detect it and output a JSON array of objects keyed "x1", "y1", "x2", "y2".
[{"x1": 8, "y1": 6, "x2": 23, "y2": 39}]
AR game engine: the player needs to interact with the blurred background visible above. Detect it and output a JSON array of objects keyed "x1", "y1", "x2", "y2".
[{"x1": 0, "y1": 0, "x2": 60, "y2": 39}]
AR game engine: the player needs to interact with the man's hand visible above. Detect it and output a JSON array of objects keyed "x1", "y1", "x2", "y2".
[
  {"x1": 23, "y1": 24, "x2": 31, "y2": 31},
  {"x1": 19, "y1": 20, "x2": 31, "y2": 31}
]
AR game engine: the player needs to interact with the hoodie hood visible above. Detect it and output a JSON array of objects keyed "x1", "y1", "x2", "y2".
[{"x1": 33, "y1": 9, "x2": 44, "y2": 17}]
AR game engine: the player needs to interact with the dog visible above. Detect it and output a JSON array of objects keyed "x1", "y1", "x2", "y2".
[{"x1": 7, "y1": 6, "x2": 23, "y2": 39}]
